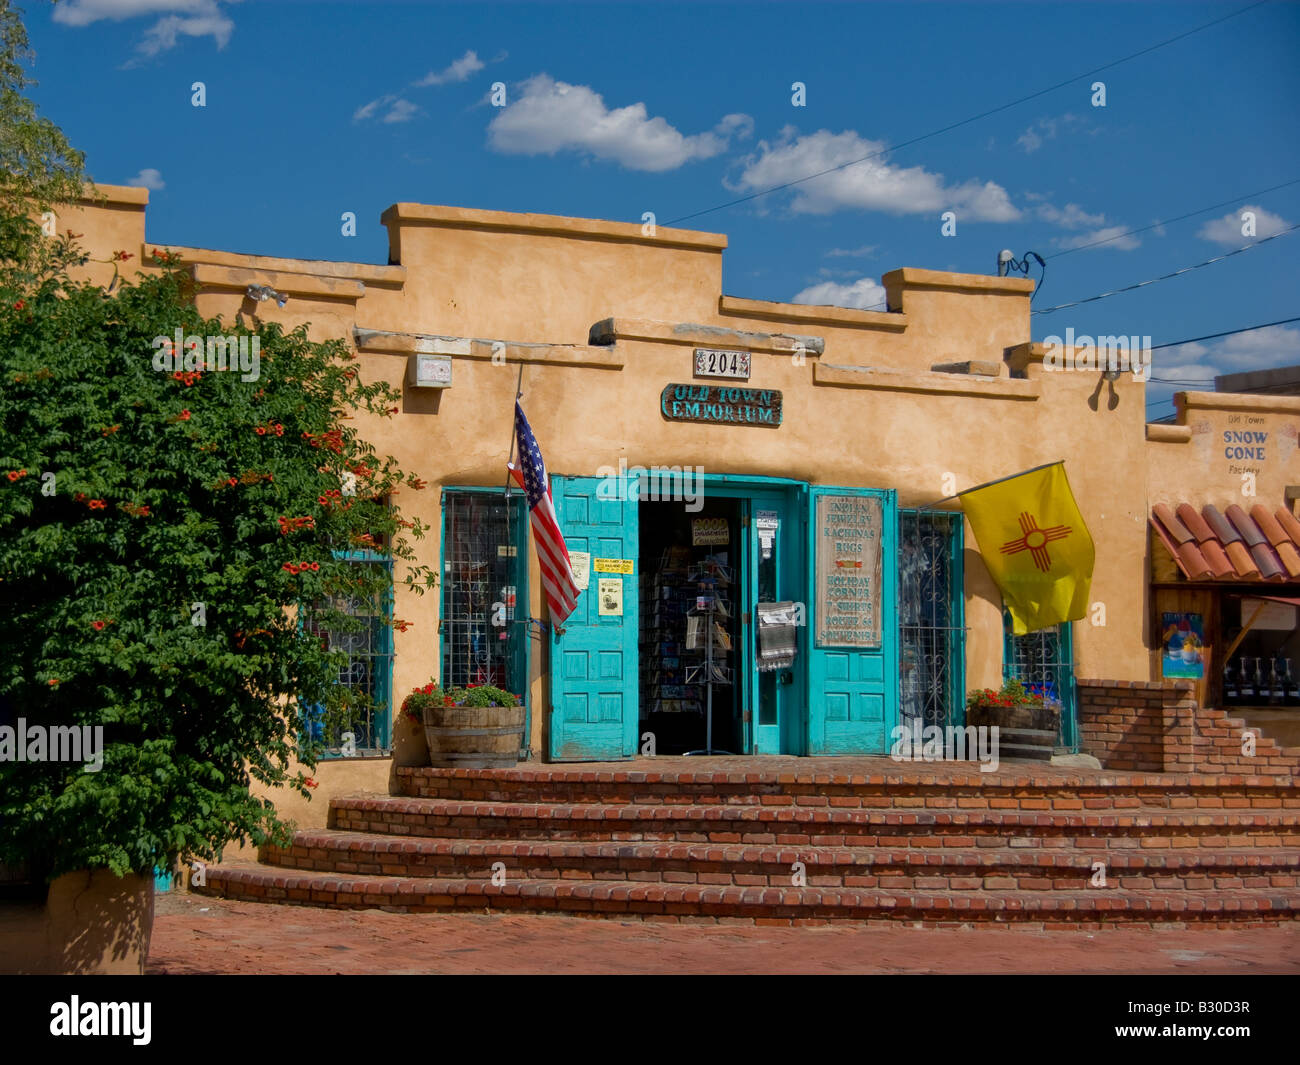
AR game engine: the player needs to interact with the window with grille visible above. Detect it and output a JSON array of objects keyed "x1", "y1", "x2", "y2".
[
  {"x1": 441, "y1": 490, "x2": 529, "y2": 701},
  {"x1": 301, "y1": 553, "x2": 393, "y2": 757},
  {"x1": 1002, "y1": 613, "x2": 1078, "y2": 750},
  {"x1": 899, "y1": 510, "x2": 966, "y2": 729}
]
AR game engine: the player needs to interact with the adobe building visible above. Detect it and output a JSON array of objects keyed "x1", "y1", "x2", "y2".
[{"x1": 57, "y1": 186, "x2": 1300, "y2": 826}]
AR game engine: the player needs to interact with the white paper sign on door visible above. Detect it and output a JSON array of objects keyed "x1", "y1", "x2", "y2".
[
  {"x1": 569, "y1": 551, "x2": 590, "y2": 590},
  {"x1": 598, "y1": 577, "x2": 623, "y2": 616}
]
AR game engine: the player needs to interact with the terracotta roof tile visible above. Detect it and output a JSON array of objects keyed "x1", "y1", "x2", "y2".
[
  {"x1": 1276, "y1": 541, "x2": 1300, "y2": 579},
  {"x1": 1277, "y1": 507, "x2": 1300, "y2": 545},
  {"x1": 1152, "y1": 503, "x2": 1193, "y2": 543},
  {"x1": 1249, "y1": 505, "x2": 1288, "y2": 547},
  {"x1": 1151, "y1": 500, "x2": 1300, "y2": 583},
  {"x1": 1225, "y1": 504, "x2": 1267, "y2": 547},
  {"x1": 1202, "y1": 505, "x2": 1241, "y2": 544},
  {"x1": 1175, "y1": 503, "x2": 1215, "y2": 543}
]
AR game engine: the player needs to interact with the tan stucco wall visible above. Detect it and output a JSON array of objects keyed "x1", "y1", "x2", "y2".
[
  {"x1": 60, "y1": 185, "x2": 1173, "y2": 780},
  {"x1": 1147, "y1": 391, "x2": 1300, "y2": 510},
  {"x1": 0, "y1": 869, "x2": 153, "y2": 974}
]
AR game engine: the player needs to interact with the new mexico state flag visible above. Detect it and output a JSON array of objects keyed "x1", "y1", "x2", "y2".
[{"x1": 959, "y1": 462, "x2": 1095, "y2": 635}]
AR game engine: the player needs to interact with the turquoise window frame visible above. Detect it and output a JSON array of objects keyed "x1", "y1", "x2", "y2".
[
  {"x1": 1001, "y1": 611, "x2": 1078, "y2": 751},
  {"x1": 300, "y1": 548, "x2": 394, "y2": 759},
  {"x1": 439, "y1": 486, "x2": 532, "y2": 749}
]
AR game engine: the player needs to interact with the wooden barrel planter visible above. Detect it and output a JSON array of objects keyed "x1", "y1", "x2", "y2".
[
  {"x1": 966, "y1": 702, "x2": 1061, "y2": 762},
  {"x1": 422, "y1": 702, "x2": 525, "y2": 769}
]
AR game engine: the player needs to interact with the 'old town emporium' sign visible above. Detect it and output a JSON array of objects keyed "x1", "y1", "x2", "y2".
[
  {"x1": 660, "y1": 384, "x2": 783, "y2": 427},
  {"x1": 815, "y1": 494, "x2": 882, "y2": 647}
]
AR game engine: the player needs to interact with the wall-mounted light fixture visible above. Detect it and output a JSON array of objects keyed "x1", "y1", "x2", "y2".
[{"x1": 246, "y1": 283, "x2": 289, "y2": 308}]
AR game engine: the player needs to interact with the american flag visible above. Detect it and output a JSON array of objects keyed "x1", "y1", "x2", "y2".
[{"x1": 508, "y1": 402, "x2": 580, "y2": 626}]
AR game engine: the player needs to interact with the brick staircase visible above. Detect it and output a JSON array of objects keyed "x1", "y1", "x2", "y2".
[{"x1": 195, "y1": 759, "x2": 1300, "y2": 928}]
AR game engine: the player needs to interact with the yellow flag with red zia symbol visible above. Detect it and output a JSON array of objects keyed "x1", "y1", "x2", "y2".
[{"x1": 959, "y1": 461, "x2": 1095, "y2": 635}]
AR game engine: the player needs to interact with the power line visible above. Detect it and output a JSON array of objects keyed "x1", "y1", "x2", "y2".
[
  {"x1": 1045, "y1": 177, "x2": 1300, "y2": 258},
  {"x1": 1141, "y1": 314, "x2": 1300, "y2": 399},
  {"x1": 664, "y1": 1, "x2": 1267, "y2": 228},
  {"x1": 851, "y1": 182, "x2": 1300, "y2": 313},
  {"x1": 1031, "y1": 224, "x2": 1300, "y2": 315},
  {"x1": 1147, "y1": 315, "x2": 1300, "y2": 354}
]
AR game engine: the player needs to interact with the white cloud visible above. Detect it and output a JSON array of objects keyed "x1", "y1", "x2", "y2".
[
  {"x1": 1016, "y1": 114, "x2": 1092, "y2": 154},
  {"x1": 792, "y1": 277, "x2": 887, "y2": 311},
  {"x1": 125, "y1": 167, "x2": 165, "y2": 191},
  {"x1": 413, "y1": 50, "x2": 486, "y2": 87},
  {"x1": 382, "y1": 99, "x2": 420, "y2": 124},
  {"x1": 487, "y1": 74, "x2": 752, "y2": 172},
  {"x1": 354, "y1": 94, "x2": 419, "y2": 124},
  {"x1": 1036, "y1": 202, "x2": 1105, "y2": 229},
  {"x1": 825, "y1": 244, "x2": 878, "y2": 259},
  {"x1": 1155, "y1": 324, "x2": 1300, "y2": 386},
  {"x1": 730, "y1": 128, "x2": 1019, "y2": 221},
  {"x1": 1056, "y1": 224, "x2": 1140, "y2": 252},
  {"x1": 1197, "y1": 204, "x2": 1293, "y2": 248},
  {"x1": 54, "y1": 0, "x2": 237, "y2": 55}
]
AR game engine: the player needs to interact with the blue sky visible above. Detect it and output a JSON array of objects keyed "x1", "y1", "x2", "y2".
[{"x1": 25, "y1": 0, "x2": 1300, "y2": 416}]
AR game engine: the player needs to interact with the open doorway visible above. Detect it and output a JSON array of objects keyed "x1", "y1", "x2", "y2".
[{"x1": 638, "y1": 497, "x2": 742, "y2": 755}]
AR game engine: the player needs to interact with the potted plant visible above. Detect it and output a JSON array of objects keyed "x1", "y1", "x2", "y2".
[{"x1": 404, "y1": 682, "x2": 524, "y2": 769}]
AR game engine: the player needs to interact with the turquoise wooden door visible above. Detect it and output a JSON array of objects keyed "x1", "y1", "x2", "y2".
[
  {"x1": 548, "y1": 475, "x2": 639, "y2": 761},
  {"x1": 805, "y1": 486, "x2": 897, "y2": 755}
]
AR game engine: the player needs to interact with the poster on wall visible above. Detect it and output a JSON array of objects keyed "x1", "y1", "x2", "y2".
[
  {"x1": 815, "y1": 495, "x2": 882, "y2": 647},
  {"x1": 1161, "y1": 612, "x2": 1205, "y2": 679}
]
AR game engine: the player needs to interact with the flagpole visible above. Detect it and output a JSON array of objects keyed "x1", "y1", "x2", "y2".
[
  {"x1": 503, "y1": 361, "x2": 525, "y2": 500},
  {"x1": 916, "y1": 460, "x2": 1065, "y2": 510}
]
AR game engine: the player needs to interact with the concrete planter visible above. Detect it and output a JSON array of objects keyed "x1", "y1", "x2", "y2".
[{"x1": 0, "y1": 867, "x2": 154, "y2": 974}]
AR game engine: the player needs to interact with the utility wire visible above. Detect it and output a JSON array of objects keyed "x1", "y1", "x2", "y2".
[
  {"x1": 1045, "y1": 177, "x2": 1300, "y2": 258},
  {"x1": 1141, "y1": 314, "x2": 1300, "y2": 399},
  {"x1": 850, "y1": 182, "x2": 1300, "y2": 313},
  {"x1": 1146, "y1": 315, "x2": 1300, "y2": 355},
  {"x1": 1031, "y1": 224, "x2": 1300, "y2": 315},
  {"x1": 663, "y1": 1, "x2": 1267, "y2": 227}
]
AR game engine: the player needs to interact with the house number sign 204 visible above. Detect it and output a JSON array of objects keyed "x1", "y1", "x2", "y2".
[{"x1": 694, "y1": 348, "x2": 750, "y2": 380}]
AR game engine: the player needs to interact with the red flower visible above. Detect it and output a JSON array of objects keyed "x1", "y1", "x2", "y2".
[
  {"x1": 5, "y1": 471, "x2": 19, "y2": 482},
  {"x1": 13, "y1": 300, "x2": 24, "y2": 310},
  {"x1": 48, "y1": 678, "x2": 59, "y2": 687},
  {"x1": 255, "y1": 427, "x2": 266, "y2": 436},
  {"x1": 303, "y1": 777, "x2": 319, "y2": 790},
  {"x1": 91, "y1": 621, "x2": 106, "y2": 631},
  {"x1": 179, "y1": 409, "x2": 191, "y2": 421}
]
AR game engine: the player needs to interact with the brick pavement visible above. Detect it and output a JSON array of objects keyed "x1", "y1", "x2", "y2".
[{"x1": 148, "y1": 891, "x2": 1300, "y2": 974}]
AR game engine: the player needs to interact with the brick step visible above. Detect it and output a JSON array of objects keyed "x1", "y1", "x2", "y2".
[
  {"x1": 395, "y1": 766, "x2": 1299, "y2": 809},
  {"x1": 195, "y1": 859, "x2": 1300, "y2": 926},
  {"x1": 331, "y1": 796, "x2": 1300, "y2": 848},
  {"x1": 268, "y1": 829, "x2": 1300, "y2": 890}
]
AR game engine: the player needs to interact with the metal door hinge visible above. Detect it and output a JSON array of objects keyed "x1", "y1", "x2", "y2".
[{"x1": 741, "y1": 612, "x2": 750, "y2": 625}]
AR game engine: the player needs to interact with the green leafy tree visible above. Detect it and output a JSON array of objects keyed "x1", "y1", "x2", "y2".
[
  {"x1": 0, "y1": 249, "x2": 437, "y2": 881},
  {"x1": 0, "y1": 0, "x2": 89, "y2": 287}
]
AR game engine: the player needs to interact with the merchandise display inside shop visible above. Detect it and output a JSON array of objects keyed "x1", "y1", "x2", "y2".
[
  {"x1": 1218, "y1": 596, "x2": 1300, "y2": 709},
  {"x1": 638, "y1": 499, "x2": 742, "y2": 754}
]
